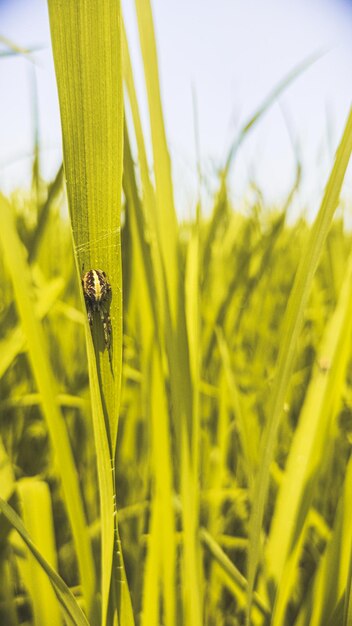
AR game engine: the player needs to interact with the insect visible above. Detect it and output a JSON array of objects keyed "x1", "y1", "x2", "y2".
[{"x1": 81, "y1": 269, "x2": 112, "y2": 351}]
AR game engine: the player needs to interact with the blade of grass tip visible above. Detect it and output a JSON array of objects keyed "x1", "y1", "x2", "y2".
[
  {"x1": 246, "y1": 106, "x2": 352, "y2": 624},
  {"x1": 0, "y1": 497, "x2": 90, "y2": 626},
  {"x1": 29, "y1": 66, "x2": 40, "y2": 205},
  {"x1": 134, "y1": 0, "x2": 179, "y2": 326},
  {"x1": 133, "y1": 0, "x2": 194, "y2": 454},
  {"x1": 0, "y1": 195, "x2": 96, "y2": 618},
  {"x1": 122, "y1": 25, "x2": 166, "y2": 337},
  {"x1": 201, "y1": 175, "x2": 228, "y2": 282},
  {"x1": 0, "y1": 35, "x2": 41, "y2": 64},
  {"x1": 191, "y1": 84, "x2": 203, "y2": 211},
  {"x1": 224, "y1": 49, "x2": 328, "y2": 175},
  {"x1": 124, "y1": 12, "x2": 193, "y2": 455},
  {"x1": 122, "y1": 20, "x2": 157, "y2": 227},
  {"x1": 47, "y1": 0, "x2": 124, "y2": 455},
  {"x1": 28, "y1": 164, "x2": 64, "y2": 263},
  {"x1": 123, "y1": 69, "x2": 167, "y2": 376},
  {"x1": 122, "y1": 21, "x2": 167, "y2": 331}
]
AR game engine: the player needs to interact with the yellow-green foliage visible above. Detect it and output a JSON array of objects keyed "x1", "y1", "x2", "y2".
[{"x1": 0, "y1": 2, "x2": 352, "y2": 626}]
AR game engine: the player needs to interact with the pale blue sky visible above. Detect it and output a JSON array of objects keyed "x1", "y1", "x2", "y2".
[{"x1": 0, "y1": 0, "x2": 351, "y2": 218}]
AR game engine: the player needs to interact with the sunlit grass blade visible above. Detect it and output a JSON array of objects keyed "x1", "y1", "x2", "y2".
[
  {"x1": 46, "y1": 2, "x2": 135, "y2": 624},
  {"x1": 0, "y1": 497, "x2": 89, "y2": 626},
  {"x1": 47, "y1": 0, "x2": 124, "y2": 454},
  {"x1": 122, "y1": 76, "x2": 167, "y2": 392},
  {"x1": 149, "y1": 345, "x2": 176, "y2": 626},
  {"x1": 16, "y1": 479, "x2": 62, "y2": 626},
  {"x1": 122, "y1": 21, "x2": 157, "y2": 228},
  {"x1": 246, "y1": 106, "x2": 352, "y2": 622},
  {"x1": 134, "y1": 0, "x2": 179, "y2": 325},
  {"x1": 28, "y1": 164, "x2": 64, "y2": 263},
  {"x1": 129, "y1": 0, "x2": 194, "y2": 450},
  {"x1": 0, "y1": 194, "x2": 96, "y2": 616},
  {"x1": 122, "y1": 22, "x2": 166, "y2": 333},
  {"x1": 224, "y1": 49, "x2": 327, "y2": 173}
]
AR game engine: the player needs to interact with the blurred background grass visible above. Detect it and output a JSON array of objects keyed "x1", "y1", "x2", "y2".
[{"x1": 0, "y1": 1, "x2": 352, "y2": 626}]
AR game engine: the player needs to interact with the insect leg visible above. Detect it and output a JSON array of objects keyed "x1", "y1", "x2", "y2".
[{"x1": 100, "y1": 308, "x2": 112, "y2": 350}]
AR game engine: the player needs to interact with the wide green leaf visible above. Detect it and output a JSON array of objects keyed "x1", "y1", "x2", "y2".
[{"x1": 46, "y1": 2, "x2": 135, "y2": 624}]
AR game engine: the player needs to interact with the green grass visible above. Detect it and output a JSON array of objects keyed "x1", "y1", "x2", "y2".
[{"x1": 0, "y1": 2, "x2": 352, "y2": 625}]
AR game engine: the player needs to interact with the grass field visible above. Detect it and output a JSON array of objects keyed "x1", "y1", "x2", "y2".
[{"x1": 1, "y1": 1, "x2": 352, "y2": 625}]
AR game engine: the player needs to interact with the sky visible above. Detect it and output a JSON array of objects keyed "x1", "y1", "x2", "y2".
[{"x1": 0, "y1": 0, "x2": 351, "y2": 219}]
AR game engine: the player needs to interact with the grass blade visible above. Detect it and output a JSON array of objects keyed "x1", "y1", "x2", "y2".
[
  {"x1": 224, "y1": 50, "x2": 327, "y2": 174},
  {"x1": 46, "y1": 3, "x2": 135, "y2": 624},
  {"x1": 134, "y1": 0, "x2": 179, "y2": 325},
  {"x1": 47, "y1": 0, "x2": 124, "y2": 453},
  {"x1": 246, "y1": 106, "x2": 352, "y2": 622},
  {"x1": 200, "y1": 528, "x2": 269, "y2": 619},
  {"x1": 0, "y1": 497, "x2": 89, "y2": 626},
  {"x1": 16, "y1": 479, "x2": 62, "y2": 626}
]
